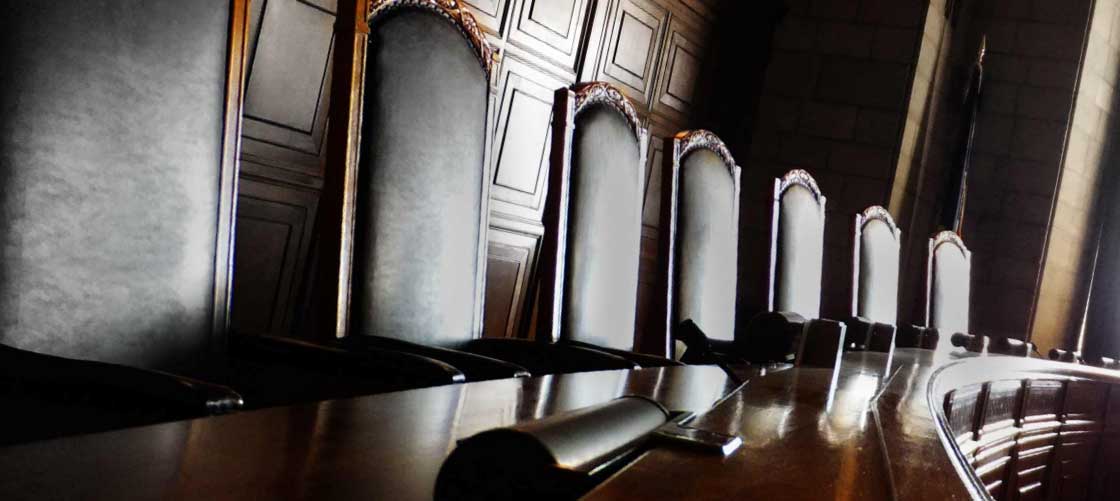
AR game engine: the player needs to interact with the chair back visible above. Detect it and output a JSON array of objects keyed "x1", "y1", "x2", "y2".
[
  {"x1": 661, "y1": 130, "x2": 740, "y2": 348},
  {"x1": 539, "y1": 82, "x2": 648, "y2": 350},
  {"x1": 768, "y1": 169, "x2": 826, "y2": 319},
  {"x1": 345, "y1": 1, "x2": 495, "y2": 347},
  {"x1": 926, "y1": 231, "x2": 972, "y2": 335},
  {"x1": 0, "y1": 2, "x2": 238, "y2": 373},
  {"x1": 851, "y1": 206, "x2": 901, "y2": 325}
]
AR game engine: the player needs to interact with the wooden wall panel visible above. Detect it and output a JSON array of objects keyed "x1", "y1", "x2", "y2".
[
  {"x1": 231, "y1": 0, "x2": 727, "y2": 347},
  {"x1": 231, "y1": 178, "x2": 320, "y2": 336},
  {"x1": 590, "y1": 0, "x2": 668, "y2": 106},
  {"x1": 230, "y1": 0, "x2": 336, "y2": 340},
  {"x1": 462, "y1": 0, "x2": 511, "y2": 35},
  {"x1": 653, "y1": 15, "x2": 707, "y2": 120},
  {"x1": 241, "y1": 0, "x2": 336, "y2": 178},
  {"x1": 490, "y1": 56, "x2": 569, "y2": 221},
  {"x1": 641, "y1": 132, "x2": 666, "y2": 228},
  {"x1": 483, "y1": 228, "x2": 540, "y2": 338},
  {"x1": 508, "y1": 0, "x2": 594, "y2": 72}
]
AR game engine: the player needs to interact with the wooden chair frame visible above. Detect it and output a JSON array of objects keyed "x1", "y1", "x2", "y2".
[
  {"x1": 850, "y1": 205, "x2": 902, "y2": 319},
  {"x1": 318, "y1": 0, "x2": 499, "y2": 340},
  {"x1": 657, "y1": 129, "x2": 741, "y2": 358},
  {"x1": 537, "y1": 81, "x2": 650, "y2": 344},
  {"x1": 766, "y1": 169, "x2": 827, "y2": 314},
  {"x1": 924, "y1": 230, "x2": 973, "y2": 330}
]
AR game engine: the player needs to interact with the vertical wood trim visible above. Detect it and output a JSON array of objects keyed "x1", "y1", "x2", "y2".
[
  {"x1": 766, "y1": 178, "x2": 781, "y2": 313},
  {"x1": 657, "y1": 135, "x2": 681, "y2": 358},
  {"x1": 318, "y1": 0, "x2": 370, "y2": 340},
  {"x1": 852, "y1": 213, "x2": 864, "y2": 319},
  {"x1": 539, "y1": 87, "x2": 576, "y2": 343},
  {"x1": 213, "y1": 0, "x2": 252, "y2": 362}
]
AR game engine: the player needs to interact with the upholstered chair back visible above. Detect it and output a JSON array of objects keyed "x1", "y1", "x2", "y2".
[
  {"x1": 539, "y1": 83, "x2": 648, "y2": 351},
  {"x1": 663, "y1": 131, "x2": 740, "y2": 346},
  {"x1": 927, "y1": 231, "x2": 972, "y2": 336},
  {"x1": 348, "y1": 4, "x2": 493, "y2": 347},
  {"x1": 769, "y1": 170, "x2": 826, "y2": 319},
  {"x1": 852, "y1": 206, "x2": 901, "y2": 325}
]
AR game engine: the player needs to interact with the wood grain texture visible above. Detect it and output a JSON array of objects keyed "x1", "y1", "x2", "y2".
[
  {"x1": 7, "y1": 349, "x2": 1120, "y2": 500},
  {"x1": 0, "y1": 365, "x2": 745, "y2": 500}
]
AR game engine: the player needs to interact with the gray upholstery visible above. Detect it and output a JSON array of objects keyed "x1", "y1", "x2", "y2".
[
  {"x1": 857, "y1": 220, "x2": 899, "y2": 325},
  {"x1": 0, "y1": 1, "x2": 231, "y2": 373},
  {"x1": 931, "y1": 243, "x2": 971, "y2": 335},
  {"x1": 774, "y1": 185, "x2": 824, "y2": 318},
  {"x1": 562, "y1": 105, "x2": 643, "y2": 350},
  {"x1": 675, "y1": 149, "x2": 737, "y2": 341},
  {"x1": 351, "y1": 11, "x2": 488, "y2": 347}
]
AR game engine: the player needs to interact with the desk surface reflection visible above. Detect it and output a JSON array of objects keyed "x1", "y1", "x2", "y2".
[{"x1": 0, "y1": 364, "x2": 744, "y2": 500}]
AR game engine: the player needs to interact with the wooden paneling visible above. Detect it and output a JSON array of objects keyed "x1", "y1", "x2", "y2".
[
  {"x1": 483, "y1": 227, "x2": 539, "y2": 338},
  {"x1": 241, "y1": 0, "x2": 336, "y2": 178},
  {"x1": 642, "y1": 131, "x2": 666, "y2": 228},
  {"x1": 591, "y1": 0, "x2": 668, "y2": 107},
  {"x1": 231, "y1": 178, "x2": 320, "y2": 337},
  {"x1": 634, "y1": 229, "x2": 662, "y2": 354},
  {"x1": 462, "y1": 0, "x2": 511, "y2": 35},
  {"x1": 231, "y1": 0, "x2": 725, "y2": 347},
  {"x1": 508, "y1": 0, "x2": 594, "y2": 73},
  {"x1": 653, "y1": 15, "x2": 706, "y2": 120},
  {"x1": 490, "y1": 55, "x2": 569, "y2": 221}
]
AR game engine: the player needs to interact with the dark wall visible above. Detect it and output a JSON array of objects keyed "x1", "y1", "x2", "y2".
[{"x1": 0, "y1": 0, "x2": 232, "y2": 373}]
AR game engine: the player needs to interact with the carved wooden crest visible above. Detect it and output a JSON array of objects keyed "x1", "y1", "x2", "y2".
[
  {"x1": 777, "y1": 168, "x2": 824, "y2": 202},
  {"x1": 675, "y1": 129, "x2": 736, "y2": 171},
  {"x1": 368, "y1": 0, "x2": 497, "y2": 76},
  {"x1": 571, "y1": 81, "x2": 644, "y2": 138},
  {"x1": 931, "y1": 230, "x2": 971, "y2": 257},
  {"x1": 858, "y1": 205, "x2": 900, "y2": 236}
]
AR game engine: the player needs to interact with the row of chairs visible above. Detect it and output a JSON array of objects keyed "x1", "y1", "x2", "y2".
[{"x1": 0, "y1": 0, "x2": 1038, "y2": 444}]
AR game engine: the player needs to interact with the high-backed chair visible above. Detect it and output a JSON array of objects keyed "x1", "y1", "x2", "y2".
[
  {"x1": 758, "y1": 169, "x2": 846, "y2": 366},
  {"x1": 466, "y1": 82, "x2": 679, "y2": 374},
  {"x1": 307, "y1": 0, "x2": 529, "y2": 382},
  {"x1": 898, "y1": 230, "x2": 978, "y2": 350},
  {"x1": 676, "y1": 169, "x2": 845, "y2": 367},
  {"x1": 0, "y1": 0, "x2": 475, "y2": 442},
  {"x1": 927, "y1": 231, "x2": 972, "y2": 337},
  {"x1": 846, "y1": 206, "x2": 901, "y2": 353},
  {"x1": 657, "y1": 130, "x2": 740, "y2": 361},
  {"x1": 894, "y1": 230, "x2": 973, "y2": 351}
]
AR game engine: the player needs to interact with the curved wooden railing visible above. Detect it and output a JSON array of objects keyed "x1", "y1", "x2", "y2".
[{"x1": 930, "y1": 357, "x2": 1120, "y2": 501}]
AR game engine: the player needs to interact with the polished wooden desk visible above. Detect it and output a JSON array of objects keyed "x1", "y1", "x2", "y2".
[
  {"x1": 588, "y1": 350, "x2": 1120, "y2": 501},
  {"x1": 588, "y1": 349, "x2": 971, "y2": 500},
  {"x1": 0, "y1": 365, "x2": 745, "y2": 500},
  {"x1": 2, "y1": 350, "x2": 1116, "y2": 500}
]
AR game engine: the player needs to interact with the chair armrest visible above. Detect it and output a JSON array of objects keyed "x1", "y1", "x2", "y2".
[
  {"x1": 462, "y1": 338, "x2": 639, "y2": 375},
  {"x1": 744, "y1": 311, "x2": 808, "y2": 363},
  {"x1": 340, "y1": 336, "x2": 531, "y2": 381},
  {"x1": 844, "y1": 316, "x2": 875, "y2": 351},
  {"x1": 949, "y1": 332, "x2": 989, "y2": 353},
  {"x1": 1048, "y1": 348, "x2": 1083, "y2": 364},
  {"x1": 897, "y1": 325, "x2": 940, "y2": 349},
  {"x1": 0, "y1": 343, "x2": 243, "y2": 417},
  {"x1": 566, "y1": 341, "x2": 683, "y2": 368},
  {"x1": 796, "y1": 319, "x2": 847, "y2": 369},
  {"x1": 230, "y1": 335, "x2": 465, "y2": 407},
  {"x1": 988, "y1": 337, "x2": 1032, "y2": 357},
  {"x1": 673, "y1": 319, "x2": 748, "y2": 365},
  {"x1": 866, "y1": 323, "x2": 896, "y2": 354},
  {"x1": 1083, "y1": 355, "x2": 1120, "y2": 370}
]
